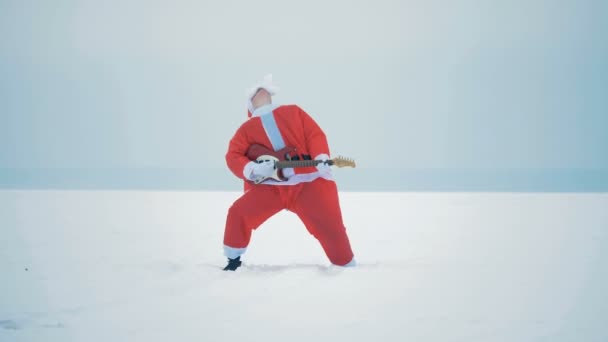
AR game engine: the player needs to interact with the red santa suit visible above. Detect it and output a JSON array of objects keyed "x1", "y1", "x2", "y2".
[{"x1": 223, "y1": 99, "x2": 355, "y2": 266}]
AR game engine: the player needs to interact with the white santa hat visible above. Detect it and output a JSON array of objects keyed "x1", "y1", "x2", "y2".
[{"x1": 246, "y1": 74, "x2": 279, "y2": 117}]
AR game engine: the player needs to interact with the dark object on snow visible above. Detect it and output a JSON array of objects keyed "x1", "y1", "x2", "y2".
[{"x1": 223, "y1": 256, "x2": 242, "y2": 271}]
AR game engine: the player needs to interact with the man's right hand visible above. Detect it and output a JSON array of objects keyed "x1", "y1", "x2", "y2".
[{"x1": 251, "y1": 160, "x2": 275, "y2": 178}]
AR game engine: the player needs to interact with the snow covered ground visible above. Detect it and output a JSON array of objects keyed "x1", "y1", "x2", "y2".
[{"x1": 1, "y1": 190, "x2": 607, "y2": 342}]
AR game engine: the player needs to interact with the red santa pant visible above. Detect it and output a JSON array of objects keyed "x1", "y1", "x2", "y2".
[{"x1": 223, "y1": 178, "x2": 355, "y2": 266}]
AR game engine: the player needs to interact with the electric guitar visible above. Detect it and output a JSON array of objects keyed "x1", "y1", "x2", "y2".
[{"x1": 246, "y1": 144, "x2": 356, "y2": 184}]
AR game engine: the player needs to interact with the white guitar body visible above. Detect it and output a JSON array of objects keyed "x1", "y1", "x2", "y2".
[{"x1": 253, "y1": 155, "x2": 283, "y2": 184}]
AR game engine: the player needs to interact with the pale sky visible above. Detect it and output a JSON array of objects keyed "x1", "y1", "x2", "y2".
[{"x1": 1, "y1": 0, "x2": 607, "y2": 190}]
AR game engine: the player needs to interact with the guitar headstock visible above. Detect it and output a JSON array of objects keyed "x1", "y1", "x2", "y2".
[{"x1": 331, "y1": 156, "x2": 356, "y2": 168}]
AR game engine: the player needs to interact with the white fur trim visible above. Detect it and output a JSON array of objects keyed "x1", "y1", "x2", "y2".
[
  {"x1": 257, "y1": 171, "x2": 333, "y2": 186},
  {"x1": 252, "y1": 103, "x2": 277, "y2": 117},
  {"x1": 246, "y1": 161, "x2": 331, "y2": 185},
  {"x1": 224, "y1": 245, "x2": 247, "y2": 259}
]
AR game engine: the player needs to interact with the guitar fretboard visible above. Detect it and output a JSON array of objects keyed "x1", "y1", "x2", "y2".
[{"x1": 276, "y1": 160, "x2": 331, "y2": 169}]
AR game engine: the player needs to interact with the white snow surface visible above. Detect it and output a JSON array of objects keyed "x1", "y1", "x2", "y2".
[{"x1": 1, "y1": 190, "x2": 607, "y2": 342}]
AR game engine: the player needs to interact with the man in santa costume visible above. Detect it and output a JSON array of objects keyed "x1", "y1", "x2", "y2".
[{"x1": 222, "y1": 74, "x2": 356, "y2": 271}]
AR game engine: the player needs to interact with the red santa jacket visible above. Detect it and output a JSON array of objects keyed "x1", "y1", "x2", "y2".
[{"x1": 225, "y1": 104, "x2": 331, "y2": 191}]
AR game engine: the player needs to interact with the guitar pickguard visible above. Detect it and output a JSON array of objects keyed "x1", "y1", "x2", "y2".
[{"x1": 252, "y1": 155, "x2": 284, "y2": 184}]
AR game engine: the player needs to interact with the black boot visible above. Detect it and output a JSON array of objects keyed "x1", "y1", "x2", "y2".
[{"x1": 223, "y1": 256, "x2": 242, "y2": 271}]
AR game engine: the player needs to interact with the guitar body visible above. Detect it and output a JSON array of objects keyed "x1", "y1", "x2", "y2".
[{"x1": 246, "y1": 144, "x2": 297, "y2": 184}]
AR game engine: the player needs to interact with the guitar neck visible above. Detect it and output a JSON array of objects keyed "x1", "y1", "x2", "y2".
[{"x1": 276, "y1": 160, "x2": 332, "y2": 169}]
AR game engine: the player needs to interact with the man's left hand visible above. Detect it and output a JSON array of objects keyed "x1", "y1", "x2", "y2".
[{"x1": 315, "y1": 154, "x2": 332, "y2": 176}]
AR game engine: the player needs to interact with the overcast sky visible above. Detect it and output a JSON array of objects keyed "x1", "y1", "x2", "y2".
[{"x1": 1, "y1": 0, "x2": 606, "y2": 190}]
